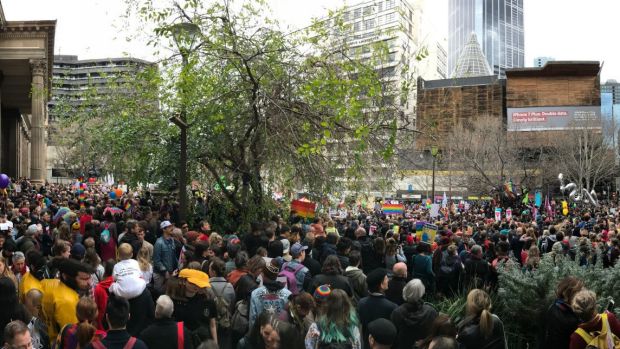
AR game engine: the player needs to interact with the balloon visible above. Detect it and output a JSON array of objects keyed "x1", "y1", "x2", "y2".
[
  {"x1": 109, "y1": 191, "x2": 117, "y2": 199},
  {"x1": 114, "y1": 188, "x2": 123, "y2": 198},
  {"x1": 0, "y1": 174, "x2": 9, "y2": 189}
]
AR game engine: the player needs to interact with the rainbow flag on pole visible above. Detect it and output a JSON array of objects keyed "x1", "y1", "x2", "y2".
[
  {"x1": 382, "y1": 203, "x2": 404, "y2": 215},
  {"x1": 291, "y1": 200, "x2": 316, "y2": 218}
]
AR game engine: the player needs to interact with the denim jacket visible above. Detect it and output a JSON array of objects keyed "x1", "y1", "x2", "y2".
[{"x1": 153, "y1": 237, "x2": 178, "y2": 273}]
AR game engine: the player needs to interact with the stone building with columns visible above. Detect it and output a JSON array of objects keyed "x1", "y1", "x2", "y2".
[{"x1": 0, "y1": 1, "x2": 55, "y2": 184}]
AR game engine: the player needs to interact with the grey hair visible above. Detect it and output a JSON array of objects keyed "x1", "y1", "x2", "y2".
[
  {"x1": 403, "y1": 279, "x2": 425, "y2": 303},
  {"x1": 12, "y1": 251, "x2": 25, "y2": 263},
  {"x1": 471, "y1": 245, "x2": 483, "y2": 256},
  {"x1": 155, "y1": 295, "x2": 174, "y2": 319}
]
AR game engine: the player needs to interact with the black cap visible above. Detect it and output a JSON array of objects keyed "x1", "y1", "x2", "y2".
[{"x1": 368, "y1": 318, "x2": 397, "y2": 346}]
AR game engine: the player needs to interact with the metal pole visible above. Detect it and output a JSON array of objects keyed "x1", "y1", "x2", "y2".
[
  {"x1": 178, "y1": 53, "x2": 189, "y2": 223},
  {"x1": 432, "y1": 155, "x2": 436, "y2": 203}
]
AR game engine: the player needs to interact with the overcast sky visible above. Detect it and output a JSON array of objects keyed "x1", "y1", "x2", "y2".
[{"x1": 3, "y1": 0, "x2": 620, "y2": 81}]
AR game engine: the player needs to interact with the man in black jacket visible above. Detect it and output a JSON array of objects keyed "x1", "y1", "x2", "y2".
[
  {"x1": 385, "y1": 262, "x2": 407, "y2": 305},
  {"x1": 140, "y1": 295, "x2": 193, "y2": 349},
  {"x1": 357, "y1": 268, "x2": 397, "y2": 349},
  {"x1": 86, "y1": 295, "x2": 148, "y2": 349}
]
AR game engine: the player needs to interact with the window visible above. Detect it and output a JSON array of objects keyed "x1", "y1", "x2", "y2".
[
  {"x1": 378, "y1": 2, "x2": 383, "y2": 12},
  {"x1": 344, "y1": 11, "x2": 350, "y2": 21},
  {"x1": 365, "y1": 19, "x2": 375, "y2": 30},
  {"x1": 386, "y1": 12, "x2": 395, "y2": 22},
  {"x1": 354, "y1": 21, "x2": 361, "y2": 31},
  {"x1": 363, "y1": 6, "x2": 372, "y2": 15},
  {"x1": 385, "y1": 0, "x2": 395, "y2": 9},
  {"x1": 354, "y1": 8, "x2": 361, "y2": 19},
  {"x1": 377, "y1": 15, "x2": 385, "y2": 25}
]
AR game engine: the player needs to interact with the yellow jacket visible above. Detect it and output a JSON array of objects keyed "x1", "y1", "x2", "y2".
[
  {"x1": 41, "y1": 279, "x2": 79, "y2": 341},
  {"x1": 19, "y1": 272, "x2": 43, "y2": 303}
]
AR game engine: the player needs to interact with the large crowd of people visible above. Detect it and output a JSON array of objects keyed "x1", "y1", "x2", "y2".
[{"x1": 1, "y1": 178, "x2": 620, "y2": 349}]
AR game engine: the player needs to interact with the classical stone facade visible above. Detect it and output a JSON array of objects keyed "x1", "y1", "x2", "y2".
[{"x1": 0, "y1": 2, "x2": 55, "y2": 183}]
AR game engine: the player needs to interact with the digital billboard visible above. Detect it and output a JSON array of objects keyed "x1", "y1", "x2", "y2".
[{"x1": 507, "y1": 106, "x2": 601, "y2": 131}]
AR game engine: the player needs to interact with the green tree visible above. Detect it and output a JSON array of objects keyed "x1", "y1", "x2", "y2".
[{"x1": 71, "y1": 0, "x2": 419, "y2": 228}]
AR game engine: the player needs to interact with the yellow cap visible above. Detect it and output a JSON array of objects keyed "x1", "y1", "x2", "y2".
[{"x1": 179, "y1": 268, "x2": 210, "y2": 288}]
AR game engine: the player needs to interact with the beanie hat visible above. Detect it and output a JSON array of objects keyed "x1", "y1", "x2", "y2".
[
  {"x1": 263, "y1": 264, "x2": 280, "y2": 281},
  {"x1": 313, "y1": 284, "x2": 331, "y2": 301}
]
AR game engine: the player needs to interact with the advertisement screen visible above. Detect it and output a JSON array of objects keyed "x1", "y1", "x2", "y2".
[{"x1": 507, "y1": 106, "x2": 601, "y2": 131}]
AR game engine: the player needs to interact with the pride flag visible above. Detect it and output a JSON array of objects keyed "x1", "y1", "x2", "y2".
[
  {"x1": 291, "y1": 200, "x2": 316, "y2": 218},
  {"x1": 382, "y1": 203, "x2": 404, "y2": 215}
]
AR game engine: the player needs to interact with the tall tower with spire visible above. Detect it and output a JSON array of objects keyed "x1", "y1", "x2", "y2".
[{"x1": 448, "y1": 0, "x2": 524, "y2": 78}]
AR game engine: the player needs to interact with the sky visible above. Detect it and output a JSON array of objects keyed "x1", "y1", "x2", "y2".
[{"x1": 3, "y1": 0, "x2": 620, "y2": 81}]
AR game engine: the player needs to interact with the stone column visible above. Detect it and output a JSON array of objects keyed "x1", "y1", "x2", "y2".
[{"x1": 29, "y1": 59, "x2": 47, "y2": 185}]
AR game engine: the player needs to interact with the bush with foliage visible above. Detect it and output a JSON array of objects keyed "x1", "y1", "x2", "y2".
[{"x1": 434, "y1": 250, "x2": 620, "y2": 348}]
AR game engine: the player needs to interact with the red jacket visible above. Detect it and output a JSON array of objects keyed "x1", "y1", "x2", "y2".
[{"x1": 94, "y1": 276, "x2": 113, "y2": 330}]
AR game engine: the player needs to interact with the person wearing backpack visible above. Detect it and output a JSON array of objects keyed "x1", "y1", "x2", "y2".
[
  {"x1": 139, "y1": 295, "x2": 193, "y2": 349},
  {"x1": 569, "y1": 289, "x2": 620, "y2": 349},
  {"x1": 280, "y1": 243, "x2": 311, "y2": 295},
  {"x1": 207, "y1": 258, "x2": 235, "y2": 349},
  {"x1": 305, "y1": 289, "x2": 361, "y2": 349},
  {"x1": 85, "y1": 294, "x2": 148, "y2": 349}
]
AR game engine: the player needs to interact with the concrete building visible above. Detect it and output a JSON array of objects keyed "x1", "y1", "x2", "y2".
[
  {"x1": 448, "y1": 0, "x2": 524, "y2": 78},
  {"x1": 49, "y1": 55, "x2": 153, "y2": 122},
  {"x1": 47, "y1": 55, "x2": 153, "y2": 178},
  {"x1": 0, "y1": 1, "x2": 55, "y2": 183},
  {"x1": 533, "y1": 56, "x2": 554, "y2": 68}
]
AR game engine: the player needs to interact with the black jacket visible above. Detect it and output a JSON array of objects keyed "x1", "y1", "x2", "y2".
[
  {"x1": 85, "y1": 329, "x2": 149, "y2": 349},
  {"x1": 127, "y1": 288, "x2": 155, "y2": 336},
  {"x1": 541, "y1": 299, "x2": 580, "y2": 349},
  {"x1": 457, "y1": 314, "x2": 507, "y2": 349},
  {"x1": 357, "y1": 294, "x2": 398, "y2": 349},
  {"x1": 309, "y1": 273, "x2": 353, "y2": 297},
  {"x1": 140, "y1": 318, "x2": 194, "y2": 349},
  {"x1": 463, "y1": 256, "x2": 491, "y2": 290},
  {"x1": 385, "y1": 276, "x2": 408, "y2": 305},
  {"x1": 302, "y1": 256, "x2": 321, "y2": 278},
  {"x1": 391, "y1": 301, "x2": 438, "y2": 349}
]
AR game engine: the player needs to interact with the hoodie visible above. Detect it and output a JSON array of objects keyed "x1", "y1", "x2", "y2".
[
  {"x1": 94, "y1": 276, "x2": 113, "y2": 330},
  {"x1": 391, "y1": 301, "x2": 438, "y2": 349},
  {"x1": 344, "y1": 266, "x2": 368, "y2": 305}
]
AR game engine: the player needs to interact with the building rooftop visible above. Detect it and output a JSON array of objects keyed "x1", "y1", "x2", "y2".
[
  {"x1": 419, "y1": 75, "x2": 503, "y2": 90},
  {"x1": 451, "y1": 32, "x2": 492, "y2": 78},
  {"x1": 506, "y1": 61, "x2": 601, "y2": 77}
]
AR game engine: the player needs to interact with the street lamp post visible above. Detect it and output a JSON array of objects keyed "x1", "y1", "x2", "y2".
[
  {"x1": 431, "y1": 145, "x2": 439, "y2": 203},
  {"x1": 171, "y1": 22, "x2": 200, "y2": 223}
]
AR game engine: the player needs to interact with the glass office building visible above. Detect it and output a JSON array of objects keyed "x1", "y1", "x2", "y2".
[{"x1": 448, "y1": 0, "x2": 524, "y2": 77}]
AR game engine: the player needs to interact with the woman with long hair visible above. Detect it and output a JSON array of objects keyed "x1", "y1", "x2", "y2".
[
  {"x1": 308, "y1": 255, "x2": 353, "y2": 297},
  {"x1": 137, "y1": 245, "x2": 153, "y2": 285},
  {"x1": 305, "y1": 289, "x2": 361, "y2": 349},
  {"x1": 457, "y1": 289, "x2": 507, "y2": 349},
  {"x1": 0, "y1": 256, "x2": 18, "y2": 288},
  {"x1": 384, "y1": 238, "x2": 406, "y2": 273},
  {"x1": 542, "y1": 276, "x2": 583, "y2": 349},
  {"x1": 56, "y1": 297, "x2": 105, "y2": 349},
  {"x1": 83, "y1": 248, "x2": 104, "y2": 285},
  {"x1": 0, "y1": 277, "x2": 28, "y2": 344}
]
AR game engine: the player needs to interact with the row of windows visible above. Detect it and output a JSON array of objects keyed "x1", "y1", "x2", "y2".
[{"x1": 344, "y1": 0, "x2": 397, "y2": 21}]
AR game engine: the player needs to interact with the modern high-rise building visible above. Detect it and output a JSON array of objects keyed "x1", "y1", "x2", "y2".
[
  {"x1": 601, "y1": 79, "x2": 620, "y2": 148},
  {"x1": 533, "y1": 56, "x2": 554, "y2": 68},
  {"x1": 448, "y1": 0, "x2": 524, "y2": 78},
  {"x1": 48, "y1": 55, "x2": 154, "y2": 178}
]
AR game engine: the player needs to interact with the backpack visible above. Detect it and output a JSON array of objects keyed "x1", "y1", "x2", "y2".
[
  {"x1": 212, "y1": 282, "x2": 232, "y2": 330},
  {"x1": 101, "y1": 224, "x2": 111, "y2": 244},
  {"x1": 574, "y1": 313, "x2": 620, "y2": 349},
  {"x1": 231, "y1": 299, "x2": 249, "y2": 335},
  {"x1": 278, "y1": 263, "x2": 305, "y2": 295},
  {"x1": 91, "y1": 337, "x2": 137, "y2": 349}
]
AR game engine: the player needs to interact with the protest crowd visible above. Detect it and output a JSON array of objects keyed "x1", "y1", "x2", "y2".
[{"x1": 1, "y1": 178, "x2": 620, "y2": 349}]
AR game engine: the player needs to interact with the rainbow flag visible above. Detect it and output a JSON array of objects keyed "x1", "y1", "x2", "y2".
[
  {"x1": 291, "y1": 200, "x2": 316, "y2": 218},
  {"x1": 382, "y1": 203, "x2": 404, "y2": 215}
]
